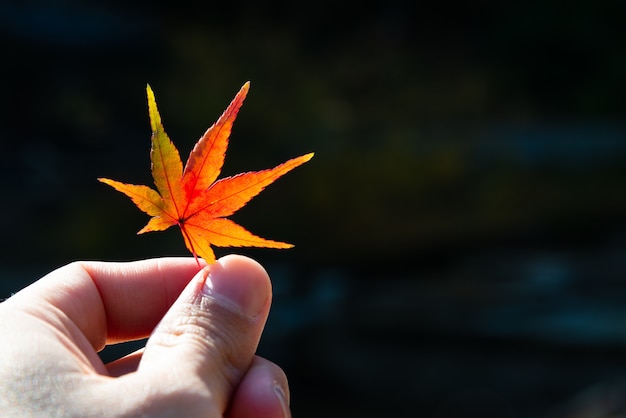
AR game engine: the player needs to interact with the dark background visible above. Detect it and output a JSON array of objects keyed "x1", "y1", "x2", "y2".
[{"x1": 1, "y1": 1, "x2": 626, "y2": 416}]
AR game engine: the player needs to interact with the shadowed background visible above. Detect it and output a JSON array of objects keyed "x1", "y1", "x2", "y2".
[{"x1": 1, "y1": 1, "x2": 626, "y2": 417}]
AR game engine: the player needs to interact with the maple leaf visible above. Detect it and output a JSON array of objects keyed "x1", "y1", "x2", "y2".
[{"x1": 98, "y1": 82, "x2": 313, "y2": 264}]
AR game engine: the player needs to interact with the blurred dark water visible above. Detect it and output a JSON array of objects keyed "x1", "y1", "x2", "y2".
[{"x1": 1, "y1": 1, "x2": 626, "y2": 417}]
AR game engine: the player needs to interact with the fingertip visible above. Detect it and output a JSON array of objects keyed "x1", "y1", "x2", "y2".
[
  {"x1": 227, "y1": 357, "x2": 291, "y2": 418},
  {"x1": 204, "y1": 255, "x2": 272, "y2": 319},
  {"x1": 216, "y1": 254, "x2": 271, "y2": 290}
]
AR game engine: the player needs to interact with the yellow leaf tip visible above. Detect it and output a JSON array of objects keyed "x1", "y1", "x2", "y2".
[
  {"x1": 146, "y1": 84, "x2": 162, "y2": 131},
  {"x1": 239, "y1": 81, "x2": 251, "y2": 95}
]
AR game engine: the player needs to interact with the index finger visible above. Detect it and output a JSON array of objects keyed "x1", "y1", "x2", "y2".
[{"x1": 8, "y1": 257, "x2": 204, "y2": 351}]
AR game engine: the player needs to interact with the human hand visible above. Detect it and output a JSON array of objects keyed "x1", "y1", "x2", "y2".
[{"x1": 0, "y1": 255, "x2": 290, "y2": 418}]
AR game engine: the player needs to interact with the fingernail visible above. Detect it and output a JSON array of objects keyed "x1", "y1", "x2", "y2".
[
  {"x1": 273, "y1": 383, "x2": 291, "y2": 418},
  {"x1": 201, "y1": 262, "x2": 268, "y2": 318}
]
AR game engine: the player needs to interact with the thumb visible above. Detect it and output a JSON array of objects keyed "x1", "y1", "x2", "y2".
[{"x1": 133, "y1": 255, "x2": 272, "y2": 416}]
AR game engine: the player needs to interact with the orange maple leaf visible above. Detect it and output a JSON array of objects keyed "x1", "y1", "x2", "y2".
[{"x1": 99, "y1": 82, "x2": 313, "y2": 264}]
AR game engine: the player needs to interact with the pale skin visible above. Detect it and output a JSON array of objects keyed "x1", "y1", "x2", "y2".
[{"x1": 0, "y1": 255, "x2": 290, "y2": 417}]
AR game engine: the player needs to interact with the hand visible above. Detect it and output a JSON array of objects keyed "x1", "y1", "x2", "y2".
[{"x1": 0, "y1": 255, "x2": 290, "y2": 417}]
